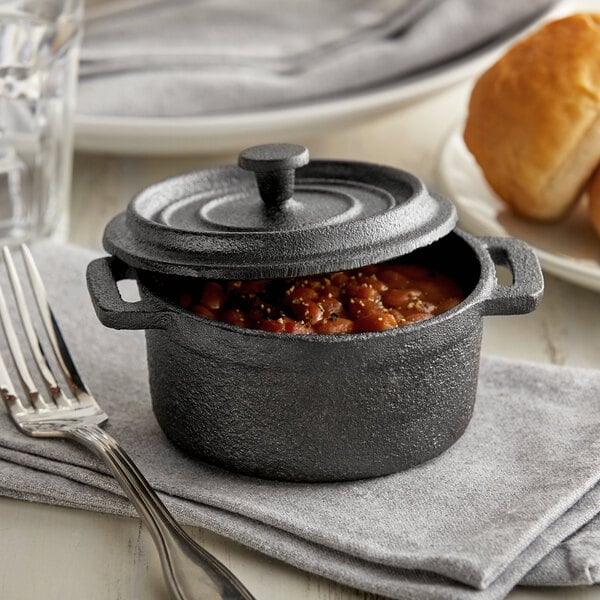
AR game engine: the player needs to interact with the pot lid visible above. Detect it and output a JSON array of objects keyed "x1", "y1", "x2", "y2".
[{"x1": 103, "y1": 143, "x2": 457, "y2": 279}]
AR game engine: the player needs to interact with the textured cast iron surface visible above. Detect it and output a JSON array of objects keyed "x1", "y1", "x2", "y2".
[
  {"x1": 147, "y1": 314, "x2": 481, "y2": 481},
  {"x1": 86, "y1": 230, "x2": 544, "y2": 482},
  {"x1": 101, "y1": 155, "x2": 457, "y2": 279}
]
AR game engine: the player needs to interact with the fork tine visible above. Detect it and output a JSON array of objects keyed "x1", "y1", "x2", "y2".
[
  {"x1": 20, "y1": 244, "x2": 94, "y2": 404},
  {"x1": 0, "y1": 285, "x2": 31, "y2": 420},
  {"x1": 0, "y1": 261, "x2": 50, "y2": 412},
  {"x1": 0, "y1": 343, "x2": 30, "y2": 420},
  {"x1": 3, "y1": 246, "x2": 72, "y2": 408}
]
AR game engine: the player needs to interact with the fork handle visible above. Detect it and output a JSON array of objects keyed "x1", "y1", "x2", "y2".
[{"x1": 68, "y1": 424, "x2": 256, "y2": 600}]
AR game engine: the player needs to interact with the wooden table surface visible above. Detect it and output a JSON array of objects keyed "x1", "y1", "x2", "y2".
[{"x1": 0, "y1": 78, "x2": 599, "y2": 600}]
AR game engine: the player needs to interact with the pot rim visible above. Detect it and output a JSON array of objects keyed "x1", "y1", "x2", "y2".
[
  {"x1": 137, "y1": 228, "x2": 494, "y2": 343},
  {"x1": 88, "y1": 227, "x2": 542, "y2": 338}
]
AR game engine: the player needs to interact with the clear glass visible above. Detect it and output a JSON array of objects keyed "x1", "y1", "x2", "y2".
[{"x1": 0, "y1": 0, "x2": 82, "y2": 243}]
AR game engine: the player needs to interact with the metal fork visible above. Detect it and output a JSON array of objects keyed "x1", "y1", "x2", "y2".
[{"x1": 0, "y1": 244, "x2": 256, "y2": 600}]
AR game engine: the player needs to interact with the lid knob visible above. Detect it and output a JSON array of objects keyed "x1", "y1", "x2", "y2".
[{"x1": 238, "y1": 143, "x2": 309, "y2": 213}]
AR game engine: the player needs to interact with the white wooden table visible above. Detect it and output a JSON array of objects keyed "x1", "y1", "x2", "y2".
[{"x1": 0, "y1": 80, "x2": 599, "y2": 600}]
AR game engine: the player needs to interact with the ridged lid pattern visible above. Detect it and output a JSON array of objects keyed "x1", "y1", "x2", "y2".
[{"x1": 103, "y1": 143, "x2": 457, "y2": 278}]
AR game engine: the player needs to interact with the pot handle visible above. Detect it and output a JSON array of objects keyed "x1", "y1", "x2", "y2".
[
  {"x1": 477, "y1": 236, "x2": 544, "y2": 316},
  {"x1": 86, "y1": 257, "x2": 172, "y2": 330}
]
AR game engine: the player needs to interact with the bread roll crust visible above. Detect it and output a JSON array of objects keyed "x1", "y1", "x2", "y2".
[{"x1": 464, "y1": 14, "x2": 600, "y2": 221}]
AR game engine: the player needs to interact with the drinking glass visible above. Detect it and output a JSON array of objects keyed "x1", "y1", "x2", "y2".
[{"x1": 0, "y1": 0, "x2": 82, "y2": 242}]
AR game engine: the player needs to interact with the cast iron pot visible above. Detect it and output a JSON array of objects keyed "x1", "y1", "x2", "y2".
[
  {"x1": 87, "y1": 143, "x2": 543, "y2": 481},
  {"x1": 87, "y1": 226, "x2": 543, "y2": 482}
]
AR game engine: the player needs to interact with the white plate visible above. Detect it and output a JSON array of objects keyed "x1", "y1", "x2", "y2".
[
  {"x1": 438, "y1": 128, "x2": 600, "y2": 293},
  {"x1": 74, "y1": 1, "x2": 570, "y2": 156}
]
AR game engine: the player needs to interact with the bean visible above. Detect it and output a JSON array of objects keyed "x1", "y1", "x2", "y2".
[
  {"x1": 285, "y1": 320, "x2": 314, "y2": 334},
  {"x1": 412, "y1": 281, "x2": 444, "y2": 301},
  {"x1": 285, "y1": 286, "x2": 319, "y2": 304},
  {"x1": 359, "y1": 265, "x2": 379, "y2": 276},
  {"x1": 248, "y1": 303, "x2": 278, "y2": 322},
  {"x1": 356, "y1": 275, "x2": 388, "y2": 292},
  {"x1": 221, "y1": 308, "x2": 248, "y2": 328},
  {"x1": 354, "y1": 312, "x2": 397, "y2": 333},
  {"x1": 226, "y1": 280, "x2": 243, "y2": 293},
  {"x1": 434, "y1": 297, "x2": 461, "y2": 314},
  {"x1": 199, "y1": 281, "x2": 226, "y2": 310},
  {"x1": 192, "y1": 305, "x2": 216, "y2": 320},
  {"x1": 330, "y1": 272, "x2": 349, "y2": 286},
  {"x1": 404, "y1": 312, "x2": 433, "y2": 324},
  {"x1": 290, "y1": 300, "x2": 324, "y2": 325},
  {"x1": 258, "y1": 318, "x2": 286, "y2": 333},
  {"x1": 389, "y1": 308, "x2": 405, "y2": 324},
  {"x1": 319, "y1": 296, "x2": 344, "y2": 318},
  {"x1": 379, "y1": 269, "x2": 410, "y2": 288},
  {"x1": 381, "y1": 288, "x2": 422, "y2": 308},
  {"x1": 321, "y1": 285, "x2": 341, "y2": 298},
  {"x1": 304, "y1": 278, "x2": 324, "y2": 290},
  {"x1": 347, "y1": 297, "x2": 384, "y2": 318},
  {"x1": 313, "y1": 317, "x2": 354, "y2": 335},
  {"x1": 345, "y1": 282, "x2": 381, "y2": 301}
]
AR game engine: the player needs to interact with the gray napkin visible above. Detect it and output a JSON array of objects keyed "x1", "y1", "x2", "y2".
[
  {"x1": 0, "y1": 240, "x2": 599, "y2": 600},
  {"x1": 77, "y1": 0, "x2": 557, "y2": 118}
]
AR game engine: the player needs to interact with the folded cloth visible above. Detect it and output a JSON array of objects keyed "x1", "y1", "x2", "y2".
[
  {"x1": 0, "y1": 240, "x2": 599, "y2": 600},
  {"x1": 77, "y1": 0, "x2": 557, "y2": 118}
]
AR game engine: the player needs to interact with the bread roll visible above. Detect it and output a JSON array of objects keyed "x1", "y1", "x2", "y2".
[
  {"x1": 464, "y1": 13, "x2": 600, "y2": 221},
  {"x1": 587, "y1": 166, "x2": 600, "y2": 237}
]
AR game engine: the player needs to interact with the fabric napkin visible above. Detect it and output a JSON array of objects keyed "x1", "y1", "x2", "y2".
[
  {"x1": 77, "y1": 0, "x2": 557, "y2": 118},
  {"x1": 0, "y1": 240, "x2": 599, "y2": 600}
]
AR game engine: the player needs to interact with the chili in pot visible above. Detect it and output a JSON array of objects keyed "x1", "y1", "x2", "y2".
[{"x1": 176, "y1": 261, "x2": 465, "y2": 335}]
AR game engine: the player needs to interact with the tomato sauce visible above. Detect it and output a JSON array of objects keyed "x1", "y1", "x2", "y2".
[{"x1": 177, "y1": 262, "x2": 465, "y2": 334}]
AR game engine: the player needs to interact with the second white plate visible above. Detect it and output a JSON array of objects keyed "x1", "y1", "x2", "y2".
[{"x1": 438, "y1": 129, "x2": 600, "y2": 293}]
